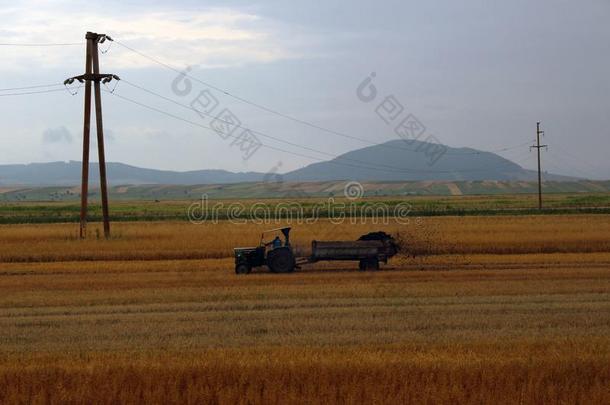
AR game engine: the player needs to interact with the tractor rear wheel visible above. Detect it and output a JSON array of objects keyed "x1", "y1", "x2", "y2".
[
  {"x1": 235, "y1": 263, "x2": 251, "y2": 275},
  {"x1": 267, "y1": 248, "x2": 295, "y2": 273}
]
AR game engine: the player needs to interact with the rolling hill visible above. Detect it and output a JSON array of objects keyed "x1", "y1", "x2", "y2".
[
  {"x1": 284, "y1": 140, "x2": 569, "y2": 182},
  {"x1": 0, "y1": 161, "x2": 264, "y2": 186},
  {"x1": 0, "y1": 139, "x2": 575, "y2": 186}
]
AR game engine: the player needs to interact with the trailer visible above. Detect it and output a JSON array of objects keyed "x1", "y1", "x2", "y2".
[
  {"x1": 309, "y1": 238, "x2": 396, "y2": 270},
  {"x1": 234, "y1": 228, "x2": 398, "y2": 274}
]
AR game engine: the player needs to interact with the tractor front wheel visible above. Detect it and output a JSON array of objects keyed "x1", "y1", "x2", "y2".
[{"x1": 235, "y1": 263, "x2": 251, "y2": 275}]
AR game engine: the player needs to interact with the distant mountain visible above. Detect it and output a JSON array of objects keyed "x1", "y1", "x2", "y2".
[
  {"x1": 0, "y1": 161, "x2": 266, "y2": 186},
  {"x1": 284, "y1": 139, "x2": 572, "y2": 182},
  {"x1": 0, "y1": 140, "x2": 576, "y2": 186}
]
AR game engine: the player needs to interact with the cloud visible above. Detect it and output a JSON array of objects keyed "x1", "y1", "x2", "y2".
[
  {"x1": 42, "y1": 126, "x2": 73, "y2": 144},
  {"x1": 0, "y1": 2, "x2": 306, "y2": 71},
  {"x1": 104, "y1": 129, "x2": 116, "y2": 142},
  {"x1": 89, "y1": 129, "x2": 115, "y2": 151}
]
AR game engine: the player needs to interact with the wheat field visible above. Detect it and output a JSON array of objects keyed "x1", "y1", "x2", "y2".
[{"x1": 0, "y1": 215, "x2": 609, "y2": 403}]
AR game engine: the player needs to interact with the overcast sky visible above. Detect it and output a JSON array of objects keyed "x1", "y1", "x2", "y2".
[{"x1": 1, "y1": 0, "x2": 608, "y2": 179}]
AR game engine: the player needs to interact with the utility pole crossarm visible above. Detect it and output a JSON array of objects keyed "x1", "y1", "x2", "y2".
[{"x1": 64, "y1": 73, "x2": 120, "y2": 85}]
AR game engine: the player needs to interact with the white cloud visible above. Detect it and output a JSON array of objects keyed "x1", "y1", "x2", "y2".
[
  {"x1": 0, "y1": 2, "x2": 302, "y2": 71},
  {"x1": 42, "y1": 126, "x2": 73, "y2": 144}
]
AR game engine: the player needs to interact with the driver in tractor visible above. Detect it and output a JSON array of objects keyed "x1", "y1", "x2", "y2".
[{"x1": 266, "y1": 236, "x2": 282, "y2": 249}]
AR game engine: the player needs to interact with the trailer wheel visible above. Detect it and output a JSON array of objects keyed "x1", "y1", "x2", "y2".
[
  {"x1": 235, "y1": 263, "x2": 251, "y2": 275},
  {"x1": 359, "y1": 258, "x2": 379, "y2": 271}
]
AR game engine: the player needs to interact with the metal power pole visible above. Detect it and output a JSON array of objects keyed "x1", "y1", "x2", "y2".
[
  {"x1": 65, "y1": 32, "x2": 119, "y2": 239},
  {"x1": 531, "y1": 122, "x2": 547, "y2": 210}
]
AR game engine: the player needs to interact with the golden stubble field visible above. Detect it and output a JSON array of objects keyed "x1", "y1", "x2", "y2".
[{"x1": 0, "y1": 215, "x2": 609, "y2": 404}]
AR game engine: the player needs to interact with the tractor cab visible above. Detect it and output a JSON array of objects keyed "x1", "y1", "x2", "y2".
[
  {"x1": 259, "y1": 227, "x2": 291, "y2": 249},
  {"x1": 234, "y1": 227, "x2": 296, "y2": 274}
]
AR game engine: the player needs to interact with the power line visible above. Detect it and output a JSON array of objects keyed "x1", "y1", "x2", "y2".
[
  {"x1": 105, "y1": 89, "x2": 432, "y2": 174},
  {"x1": 0, "y1": 35, "x2": 534, "y2": 176},
  {"x1": 0, "y1": 83, "x2": 64, "y2": 92},
  {"x1": 551, "y1": 142, "x2": 606, "y2": 176},
  {"x1": 546, "y1": 150, "x2": 596, "y2": 180},
  {"x1": 105, "y1": 87, "x2": 527, "y2": 175},
  {"x1": 105, "y1": 89, "x2": 413, "y2": 174},
  {"x1": 0, "y1": 88, "x2": 70, "y2": 97},
  {"x1": 119, "y1": 78, "x2": 465, "y2": 174},
  {"x1": 0, "y1": 42, "x2": 81, "y2": 46},
  {"x1": 112, "y1": 38, "x2": 529, "y2": 157},
  {"x1": 119, "y1": 78, "x2": 532, "y2": 173},
  {"x1": 485, "y1": 140, "x2": 537, "y2": 154},
  {"x1": 0, "y1": 82, "x2": 530, "y2": 175},
  {"x1": 504, "y1": 148, "x2": 534, "y2": 168}
]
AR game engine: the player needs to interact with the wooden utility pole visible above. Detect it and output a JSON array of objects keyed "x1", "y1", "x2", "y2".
[
  {"x1": 531, "y1": 122, "x2": 547, "y2": 210},
  {"x1": 65, "y1": 32, "x2": 119, "y2": 239},
  {"x1": 79, "y1": 36, "x2": 93, "y2": 239}
]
